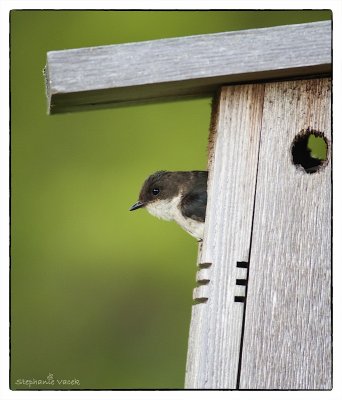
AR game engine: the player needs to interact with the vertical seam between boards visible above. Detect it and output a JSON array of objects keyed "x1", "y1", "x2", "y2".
[{"x1": 236, "y1": 83, "x2": 266, "y2": 389}]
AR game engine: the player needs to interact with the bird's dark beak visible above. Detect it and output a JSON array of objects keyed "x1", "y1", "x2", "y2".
[{"x1": 129, "y1": 201, "x2": 145, "y2": 211}]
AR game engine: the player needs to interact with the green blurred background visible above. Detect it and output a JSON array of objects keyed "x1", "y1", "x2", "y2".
[{"x1": 10, "y1": 10, "x2": 331, "y2": 389}]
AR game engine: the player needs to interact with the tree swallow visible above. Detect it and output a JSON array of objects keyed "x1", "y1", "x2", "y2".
[{"x1": 130, "y1": 171, "x2": 208, "y2": 240}]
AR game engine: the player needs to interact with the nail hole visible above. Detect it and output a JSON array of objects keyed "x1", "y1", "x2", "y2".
[
  {"x1": 234, "y1": 296, "x2": 245, "y2": 303},
  {"x1": 291, "y1": 128, "x2": 328, "y2": 174}
]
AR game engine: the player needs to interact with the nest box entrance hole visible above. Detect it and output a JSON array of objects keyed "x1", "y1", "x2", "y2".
[{"x1": 291, "y1": 128, "x2": 329, "y2": 174}]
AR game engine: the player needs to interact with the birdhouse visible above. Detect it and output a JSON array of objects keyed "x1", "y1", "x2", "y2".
[{"x1": 45, "y1": 20, "x2": 331, "y2": 389}]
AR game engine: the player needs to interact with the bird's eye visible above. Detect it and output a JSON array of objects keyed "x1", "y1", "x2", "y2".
[{"x1": 152, "y1": 188, "x2": 160, "y2": 195}]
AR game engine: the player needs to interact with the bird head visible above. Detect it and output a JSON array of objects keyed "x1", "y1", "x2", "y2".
[{"x1": 129, "y1": 171, "x2": 181, "y2": 212}]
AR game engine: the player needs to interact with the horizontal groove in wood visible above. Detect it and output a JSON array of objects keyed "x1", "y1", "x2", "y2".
[
  {"x1": 196, "y1": 268, "x2": 211, "y2": 283},
  {"x1": 193, "y1": 285, "x2": 210, "y2": 302}
]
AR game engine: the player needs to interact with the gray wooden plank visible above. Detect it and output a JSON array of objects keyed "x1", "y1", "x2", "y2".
[
  {"x1": 45, "y1": 21, "x2": 331, "y2": 114},
  {"x1": 185, "y1": 84, "x2": 264, "y2": 388},
  {"x1": 239, "y1": 78, "x2": 331, "y2": 389}
]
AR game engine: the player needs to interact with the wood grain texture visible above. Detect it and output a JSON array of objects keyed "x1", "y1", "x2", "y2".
[
  {"x1": 185, "y1": 84, "x2": 265, "y2": 388},
  {"x1": 45, "y1": 21, "x2": 331, "y2": 114},
  {"x1": 239, "y1": 78, "x2": 331, "y2": 389}
]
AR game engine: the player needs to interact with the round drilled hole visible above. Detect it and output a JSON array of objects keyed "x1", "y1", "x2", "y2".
[{"x1": 291, "y1": 129, "x2": 328, "y2": 174}]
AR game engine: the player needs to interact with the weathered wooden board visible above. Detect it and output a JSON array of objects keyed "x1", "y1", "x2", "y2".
[
  {"x1": 185, "y1": 84, "x2": 265, "y2": 388},
  {"x1": 239, "y1": 78, "x2": 331, "y2": 389},
  {"x1": 45, "y1": 21, "x2": 331, "y2": 114}
]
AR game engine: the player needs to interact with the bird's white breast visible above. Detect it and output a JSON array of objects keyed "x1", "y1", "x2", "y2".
[
  {"x1": 145, "y1": 196, "x2": 180, "y2": 221},
  {"x1": 146, "y1": 195, "x2": 204, "y2": 240}
]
